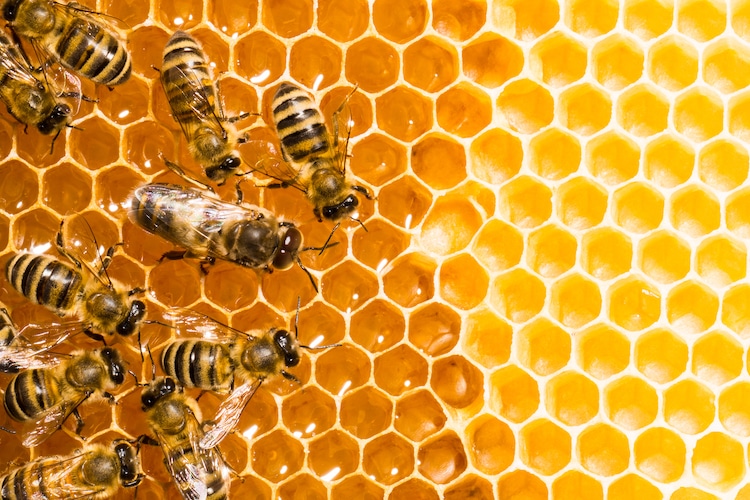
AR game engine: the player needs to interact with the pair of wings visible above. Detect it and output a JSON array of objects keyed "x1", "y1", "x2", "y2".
[{"x1": 0, "y1": 321, "x2": 83, "y2": 374}]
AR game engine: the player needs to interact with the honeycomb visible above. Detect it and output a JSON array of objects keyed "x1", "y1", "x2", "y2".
[{"x1": 5, "y1": 0, "x2": 750, "y2": 498}]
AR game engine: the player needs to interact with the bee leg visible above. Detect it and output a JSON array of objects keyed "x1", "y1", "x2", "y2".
[
  {"x1": 71, "y1": 408, "x2": 86, "y2": 438},
  {"x1": 56, "y1": 220, "x2": 84, "y2": 269},
  {"x1": 57, "y1": 91, "x2": 98, "y2": 103},
  {"x1": 134, "y1": 433, "x2": 160, "y2": 447},
  {"x1": 195, "y1": 390, "x2": 207, "y2": 402},
  {"x1": 83, "y1": 329, "x2": 106, "y2": 344},
  {"x1": 158, "y1": 250, "x2": 188, "y2": 262},
  {"x1": 162, "y1": 156, "x2": 216, "y2": 193},
  {"x1": 199, "y1": 257, "x2": 215, "y2": 275},
  {"x1": 281, "y1": 370, "x2": 302, "y2": 385},
  {"x1": 352, "y1": 184, "x2": 374, "y2": 200},
  {"x1": 103, "y1": 391, "x2": 116, "y2": 404}
]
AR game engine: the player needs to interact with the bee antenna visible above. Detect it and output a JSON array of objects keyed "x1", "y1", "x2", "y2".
[
  {"x1": 50, "y1": 127, "x2": 63, "y2": 154},
  {"x1": 296, "y1": 256, "x2": 319, "y2": 293},
  {"x1": 350, "y1": 216, "x2": 368, "y2": 232},
  {"x1": 0, "y1": 425, "x2": 15, "y2": 434},
  {"x1": 128, "y1": 369, "x2": 140, "y2": 386},
  {"x1": 144, "y1": 344, "x2": 156, "y2": 381},
  {"x1": 80, "y1": 215, "x2": 115, "y2": 288},
  {"x1": 318, "y1": 222, "x2": 341, "y2": 256},
  {"x1": 294, "y1": 296, "x2": 301, "y2": 340}
]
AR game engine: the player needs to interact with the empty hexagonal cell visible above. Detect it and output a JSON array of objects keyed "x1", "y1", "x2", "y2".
[
  {"x1": 317, "y1": 0, "x2": 368, "y2": 42},
  {"x1": 411, "y1": 134, "x2": 466, "y2": 189},
  {"x1": 609, "y1": 474, "x2": 663, "y2": 500},
  {"x1": 634, "y1": 427, "x2": 686, "y2": 483},
  {"x1": 350, "y1": 133, "x2": 406, "y2": 187},
  {"x1": 466, "y1": 414, "x2": 515, "y2": 475},
  {"x1": 696, "y1": 235, "x2": 747, "y2": 289},
  {"x1": 608, "y1": 276, "x2": 662, "y2": 331},
  {"x1": 431, "y1": 355, "x2": 483, "y2": 410},
  {"x1": 308, "y1": 430, "x2": 359, "y2": 480},
  {"x1": 664, "y1": 379, "x2": 715, "y2": 434},
  {"x1": 420, "y1": 194, "x2": 483, "y2": 255},
  {"x1": 289, "y1": 36, "x2": 342, "y2": 90},
  {"x1": 498, "y1": 175, "x2": 552, "y2": 229},
  {"x1": 675, "y1": 88, "x2": 724, "y2": 142},
  {"x1": 612, "y1": 182, "x2": 665, "y2": 234},
  {"x1": 719, "y1": 382, "x2": 750, "y2": 436},
  {"x1": 635, "y1": 327, "x2": 688, "y2": 383},
  {"x1": 439, "y1": 253, "x2": 489, "y2": 310},
  {"x1": 129, "y1": 25, "x2": 170, "y2": 77},
  {"x1": 123, "y1": 121, "x2": 176, "y2": 176},
  {"x1": 376, "y1": 87, "x2": 432, "y2": 142},
  {"x1": 462, "y1": 33, "x2": 523, "y2": 88},
  {"x1": 69, "y1": 116, "x2": 120, "y2": 170},
  {"x1": 592, "y1": 34, "x2": 644, "y2": 90},
  {"x1": 431, "y1": 0, "x2": 486, "y2": 40},
  {"x1": 436, "y1": 83, "x2": 492, "y2": 138},
  {"x1": 581, "y1": 227, "x2": 633, "y2": 281},
  {"x1": 644, "y1": 134, "x2": 695, "y2": 189},
  {"x1": 546, "y1": 371, "x2": 599, "y2": 426},
  {"x1": 378, "y1": 176, "x2": 433, "y2": 230},
  {"x1": 557, "y1": 177, "x2": 608, "y2": 230},
  {"x1": 382, "y1": 253, "x2": 436, "y2": 308},
  {"x1": 529, "y1": 31, "x2": 587, "y2": 87},
  {"x1": 586, "y1": 131, "x2": 640, "y2": 185},
  {"x1": 526, "y1": 225, "x2": 576, "y2": 278},
  {"x1": 0, "y1": 160, "x2": 38, "y2": 215},
  {"x1": 472, "y1": 219, "x2": 523, "y2": 272},
  {"x1": 95, "y1": 165, "x2": 146, "y2": 219},
  {"x1": 352, "y1": 220, "x2": 409, "y2": 273},
  {"x1": 403, "y1": 36, "x2": 459, "y2": 93},
  {"x1": 148, "y1": 260, "x2": 202, "y2": 307},
  {"x1": 489, "y1": 365, "x2": 540, "y2": 423},
  {"x1": 617, "y1": 84, "x2": 670, "y2": 137},
  {"x1": 389, "y1": 479, "x2": 439, "y2": 500},
  {"x1": 497, "y1": 470, "x2": 548, "y2": 499},
  {"x1": 517, "y1": 318, "x2": 571, "y2": 377},
  {"x1": 729, "y1": 92, "x2": 750, "y2": 143},
  {"x1": 519, "y1": 420, "x2": 572, "y2": 477},
  {"x1": 261, "y1": 0, "x2": 312, "y2": 37},
  {"x1": 727, "y1": 187, "x2": 750, "y2": 239},
  {"x1": 550, "y1": 273, "x2": 601, "y2": 328},
  {"x1": 496, "y1": 79, "x2": 554, "y2": 134},
  {"x1": 251, "y1": 429, "x2": 304, "y2": 481},
  {"x1": 639, "y1": 230, "x2": 691, "y2": 284},
  {"x1": 670, "y1": 186, "x2": 721, "y2": 238},
  {"x1": 528, "y1": 128, "x2": 581, "y2": 181},
  {"x1": 490, "y1": 269, "x2": 546, "y2": 324},
  {"x1": 470, "y1": 128, "x2": 523, "y2": 184},
  {"x1": 320, "y1": 260, "x2": 378, "y2": 312},
  {"x1": 417, "y1": 431, "x2": 467, "y2": 485},
  {"x1": 463, "y1": 308, "x2": 512, "y2": 369},
  {"x1": 624, "y1": 0, "x2": 673, "y2": 40},
  {"x1": 350, "y1": 299, "x2": 405, "y2": 353},
  {"x1": 552, "y1": 470, "x2": 603, "y2": 500},
  {"x1": 96, "y1": 77, "x2": 149, "y2": 126},
  {"x1": 394, "y1": 389, "x2": 447, "y2": 442},
  {"x1": 340, "y1": 387, "x2": 393, "y2": 438},
  {"x1": 648, "y1": 34, "x2": 699, "y2": 91},
  {"x1": 693, "y1": 331, "x2": 743, "y2": 385},
  {"x1": 704, "y1": 39, "x2": 750, "y2": 94},
  {"x1": 372, "y1": 0, "x2": 427, "y2": 43},
  {"x1": 277, "y1": 474, "x2": 324, "y2": 499},
  {"x1": 331, "y1": 476, "x2": 383, "y2": 499},
  {"x1": 605, "y1": 376, "x2": 658, "y2": 430},
  {"x1": 374, "y1": 344, "x2": 428, "y2": 396},
  {"x1": 666, "y1": 281, "x2": 719, "y2": 335},
  {"x1": 315, "y1": 345, "x2": 371, "y2": 396},
  {"x1": 699, "y1": 139, "x2": 748, "y2": 191},
  {"x1": 157, "y1": 0, "x2": 202, "y2": 28},
  {"x1": 578, "y1": 423, "x2": 630, "y2": 476},
  {"x1": 408, "y1": 303, "x2": 461, "y2": 356},
  {"x1": 204, "y1": 263, "x2": 258, "y2": 312},
  {"x1": 671, "y1": 488, "x2": 718, "y2": 500},
  {"x1": 234, "y1": 31, "x2": 286, "y2": 84},
  {"x1": 678, "y1": 0, "x2": 726, "y2": 42},
  {"x1": 363, "y1": 433, "x2": 414, "y2": 485},
  {"x1": 559, "y1": 83, "x2": 612, "y2": 136},
  {"x1": 692, "y1": 432, "x2": 744, "y2": 491},
  {"x1": 564, "y1": 0, "x2": 618, "y2": 37},
  {"x1": 11, "y1": 208, "x2": 60, "y2": 253},
  {"x1": 444, "y1": 475, "x2": 494, "y2": 500},
  {"x1": 346, "y1": 37, "x2": 399, "y2": 93},
  {"x1": 576, "y1": 323, "x2": 630, "y2": 380}
]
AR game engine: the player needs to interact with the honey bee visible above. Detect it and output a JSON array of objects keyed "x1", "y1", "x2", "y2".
[
  {"x1": 253, "y1": 82, "x2": 372, "y2": 228},
  {"x1": 0, "y1": 439, "x2": 144, "y2": 499},
  {"x1": 160, "y1": 30, "x2": 247, "y2": 184},
  {"x1": 4, "y1": 220, "x2": 146, "y2": 342},
  {"x1": 3, "y1": 0, "x2": 132, "y2": 86},
  {"x1": 141, "y1": 376, "x2": 229, "y2": 500},
  {"x1": 3, "y1": 347, "x2": 126, "y2": 447}
]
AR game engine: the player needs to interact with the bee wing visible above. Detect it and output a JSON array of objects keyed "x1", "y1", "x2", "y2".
[
  {"x1": 13, "y1": 321, "x2": 83, "y2": 353},
  {"x1": 163, "y1": 307, "x2": 250, "y2": 342},
  {"x1": 0, "y1": 345, "x2": 68, "y2": 373},
  {"x1": 165, "y1": 63, "x2": 227, "y2": 144},
  {"x1": 0, "y1": 35, "x2": 44, "y2": 88},
  {"x1": 32, "y1": 451, "x2": 111, "y2": 499},
  {"x1": 200, "y1": 378, "x2": 262, "y2": 449},
  {"x1": 53, "y1": 1, "x2": 131, "y2": 32},
  {"x1": 244, "y1": 139, "x2": 309, "y2": 193},
  {"x1": 19, "y1": 396, "x2": 86, "y2": 448}
]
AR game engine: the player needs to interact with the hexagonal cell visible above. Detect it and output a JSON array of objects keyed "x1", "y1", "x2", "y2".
[
  {"x1": 69, "y1": 116, "x2": 120, "y2": 170},
  {"x1": 529, "y1": 31, "x2": 587, "y2": 88},
  {"x1": 431, "y1": 0, "x2": 486, "y2": 40},
  {"x1": 528, "y1": 128, "x2": 581, "y2": 181},
  {"x1": 518, "y1": 419, "x2": 571, "y2": 477},
  {"x1": 692, "y1": 433, "x2": 744, "y2": 491},
  {"x1": 123, "y1": 121, "x2": 175, "y2": 176},
  {"x1": 350, "y1": 299, "x2": 405, "y2": 353},
  {"x1": 129, "y1": 25, "x2": 170, "y2": 78},
  {"x1": 671, "y1": 488, "x2": 719, "y2": 500},
  {"x1": 498, "y1": 175, "x2": 552, "y2": 229},
  {"x1": 308, "y1": 430, "x2": 359, "y2": 481},
  {"x1": 204, "y1": 262, "x2": 258, "y2": 312},
  {"x1": 389, "y1": 479, "x2": 439, "y2": 500},
  {"x1": 0, "y1": 214, "x2": 9, "y2": 253},
  {"x1": 472, "y1": 219, "x2": 523, "y2": 272},
  {"x1": 10, "y1": 208, "x2": 60, "y2": 252},
  {"x1": 374, "y1": 344, "x2": 429, "y2": 396},
  {"x1": 666, "y1": 280, "x2": 719, "y2": 335},
  {"x1": 444, "y1": 476, "x2": 494, "y2": 500},
  {"x1": 608, "y1": 474, "x2": 662, "y2": 500},
  {"x1": 403, "y1": 36, "x2": 459, "y2": 93},
  {"x1": 546, "y1": 371, "x2": 599, "y2": 426},
  {"x1": 624, "y1": 0, "x2": 673, "y2": 40},
  {"x1": 703, "y1": 39, "x2": 750, "y2": 94},
  {"x1": 261, "y1": 0, "x2": 312, "y2": 37},
  {"x1": 559, "y1": 83, "x2": 612, "y2": 136},
  {"x1": 693, "y1": 331, "x2": 743, "y2": 386},
  {"x1": 382, "y1": 253, "x2": 436, "y2": 308},
  {"x1": 346, "y1": 37, "x2": 399, "y2": 93},
  {"x1": 462, "y1": 33, "x2": 523, "y2": 89},
  {"x1": 463, "y1": 308, "x2": 512, "y2": 369},
  {"x1": 148, "y1": 259, "x2": 202, "y2": 307},
  {"x1": 638, "y1": 230, "x2": 691, "y2": 284},
  {"x1": 350, "y1": 134, "x2": 406, "y2": 187},
  {"x1": 234, "y1": 31, "x2": 286, "y2": 85},
  {"x1": 320, "y1": 260, "x2": 378, "y2": 312},
  {"x1": 670, "y1": 186, "x2": 721, "y2": 238},
  {"x1": 490, "y1": 269, "x2": 546, "y2": 324},
  {"x1": 605, "y1": 376, "x2": 658, "y2": 430},
  {"x1": 277, "y1": 474, "x2": 325, "y2": 499},
  {"x1": 517, "y1": 318, "x2": 570, "y2": 377},
  {"x1": 411, "y1": 134, "x2": 466, "y2": 189},
  {"x1": 635, "y1": 327, "x2": 689, "y2": 384},
  {"x1": 372, "y1": 0, "x2": 427, "y2": 43},
  {"x1": 617, "y1": 84, "x2": 670, "y2": 138},
  {"x1": 643, "y1": 133, "x2": 695, "y2": 189},
  {"x1": 207, "y1": 0, "x2": 257, "y2": 36},
  {"x1": 0, "y1": 160, "x2": 38, "y2": 215},
  {"x1": 288, "y1": 36, "x2": 342, "y2": 90},
  {"x1": 469, "y1": 128, "x2": 523, "y2": 184},
  {"x1": 96, "y1": 77, "x2": 149, "y2": 126},
  {"x1": 340, "y1": 387, "x2": 393, "y2": 438},
  {"x1": 719, "y1": 382, "x2": 750, "y2": 436},
  {"x1": 576, "y1": 323, "x2": 630, "y2": 380},
  {"x1": 489, "y1": 365, "x2": 540, "y2": 423},
  {"x1": 261, "y1": 263, "x2": 317, "y2": 312},
  {"x1": 378, "y1": 176, "x2": 433, "y2": 230},
  {"x1": 581, "y1": 227, "x2": 633, "y2": 281},
  {"x1": 549, "y1": 273, "x2": 602, "y2": 328},
  {"x1": 395, "y1": 389, "x2": 447, "y2": 441},
  {"x1": 664, "y1": 379, "x2": 715, "y2": 434},
  {"x1": 466, "y1": 414, "x2": 515, "y2": 475},
  {"x1": 431, "y1": 355, "x2": 483, "y2": 409},
  {"x1": 552, "y1": 470, "x2": 603, "y2": 500},
  {"x1": 699, "y1": 139, "x2": 748, "y2": 191},
  {"x1": 678, "y1": 0, "x2": 726, "y2": 42},
  {"x1": 727, "y1": 187, "x2": 750, "y2": 239},
  {"x1": 332, "y1": 476, "x2": 383, "y2": 499},
  {"x1": 95, "y1": 165, "x2": 146, "y2": 219},
  {"x1": 251, "y1": 429, "x2": 304, "y2": 481},
  {"x1": 578, "y1": 423, "x2": 630, "y2": 476},
  {"x1": 496, "y1": 79, "x2": 554, "y2": 134},
  {"x1": 156, "y1": 0, "x2": 201, "y2": 28},
  {"x1": 586, "y1": 131, "x2": 640, "y2": 186},
  {"x1": 592, "y1": 34, "x2": 644, "y2": 90},
  {"x1": 497, "y1": 470, "x2": 548, "y2": 499},
  {"x1": 102, "y1": 0, "x2": 149, "y2": 25},
  {"x1": 612, "y1": 182, "x2": 665, "y2": 234},
  {"x1": 438, "y1": 253, "x2": 489, "y2": 310},
  {"x1": 408, "y1": 303, "x2": 461, "y2": 356},
  {"x1": 376, "y1": 87, "x2": 432, "y2": 142},
  {"x1": 363, "y1": 433, "x2": 415, "y2": 485},
  {"x1": 316, "y1": 345, "x2": 371, "y2": 396},
  {"x1": 564, "y1": 0, "x2": 618, "y2": 37},
  {"x1": 696, "y1": 235, "x2": 747, "y2": 287},
  {"x1": 675, "y1": 88, "x2": 724, "y2": 142},
  {"x1": 317, "y1": 0, "x2": 368, "y2": 42},
  {"x1": 557, "y1": 177, "x2": 608, "y2": 230},
  {"x1": 420, "y1": 194, "x2": 483, "y2": 255},
  {"x1": 436, "y1": 83, "x2": 492, "y2": 138},
  {"x1": 608, "y1": 276, "x2": 662, "y2": 332},
  {"x1": 417, "y1": 431, "x2": 467, "y2": 485},
  {"x1": 648, "y1": 34, "x2": 699, "y2": 91},
  {"x1": 352, "y1": 220, "x2": 409, "y2": 273},
  {"x1": 526, "y1": 225, "x2": 576, "y2": 278}
]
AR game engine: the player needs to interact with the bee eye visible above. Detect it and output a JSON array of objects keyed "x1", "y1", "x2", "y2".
[
  {"x1": 321, "y1": 195, "x2": 359, "y2": 221},
  {"x1": 221, "y1": 156, "x2": 241, "y2": 172},
  {"x1": 274, "y1": 329, "x2": 300, "y2": 367},
  {"x1": 140, "y1": 392, "x2": 155, "y2": 408},
  {"x1": 272, "y1": 227, "x2": 301, "y2": 270},
  {"x1": 117, "y1": 300, "x2": 146, "y2": 336},
  {"x1": 3, "y1": 2, "x2": 16, "y2": 20}
]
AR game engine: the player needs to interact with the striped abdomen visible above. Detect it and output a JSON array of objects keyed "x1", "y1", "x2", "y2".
[
  {"x1": 0, "y1": 457, "x2": 57, "y2": 500},
  {"x1": 162, "y1": 340, "x2": 234, "y2": 392},
  {"x1": 168, "y1": 438, "x2": 228, "y2": 500},
  {"x1": 272, "y1": 83, "x2": 335, "y2": 166},
  {"x1": 6, "y1": 253, "x2": 84, "y2": 315},
  {"x1": 161, "y1": 31, "x2": 215, "y2": 126},
  {"x1": 0, "y1": 307, "x2": 15, "y2": 347},
  {"x1": 4, "y1": 368, "x2": 61, "y2": 421},
  {"x1": 54, "y1": 17, "x2": 131, "y2": 86}
]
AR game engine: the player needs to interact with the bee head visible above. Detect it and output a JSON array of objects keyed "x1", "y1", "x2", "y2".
[
  {"x1": 272, "y1": 226, "x2": 302, "y2": 270},
  {"x1": 114, "y1": 441, "x2": 143, "y2": 488},
  {"x1": 319, "y1": 194, "x2": 359, "y2": 222},
  {"x1": 99, "y1": 347, "x2": 125, "y2": 385},
  {"x1": 274, "y1": 329, "x2": 300, "y2": 368},
  {"x1": 116, "y1": 300, "x2": 146, "y2": 337},
  {"x1": 37, "y1": 104, "x2": 71, "y2": 135},
  {"x1": 141, "y1": 377, "x2": 177, "y2": 410},
  {"x1": 206, "y1": 155, "x2": 241, "y2": 181}
]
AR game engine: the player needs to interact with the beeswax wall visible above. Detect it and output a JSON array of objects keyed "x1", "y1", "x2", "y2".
[{"x1": 2, "y1": 0, "x2": 750, "y2": 498}]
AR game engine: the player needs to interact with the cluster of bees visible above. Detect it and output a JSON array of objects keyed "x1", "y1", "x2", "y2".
[{"x1": 0, "y1": 1, "x2": 372, "y2": 498}]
